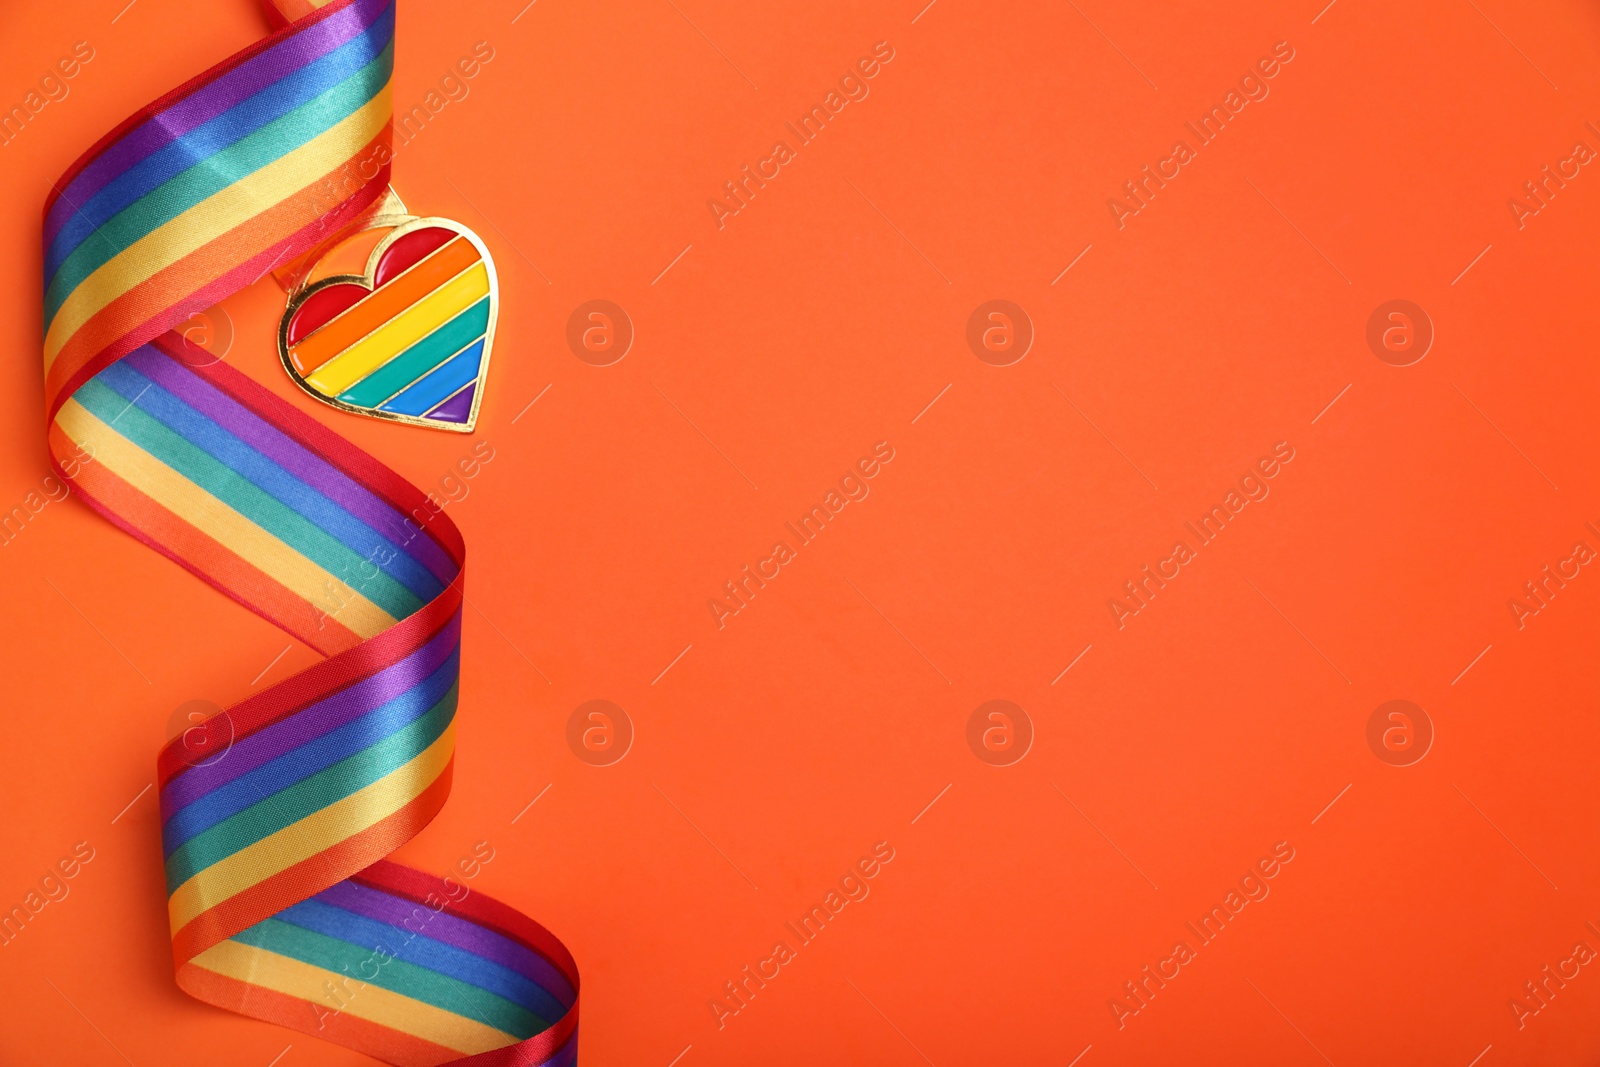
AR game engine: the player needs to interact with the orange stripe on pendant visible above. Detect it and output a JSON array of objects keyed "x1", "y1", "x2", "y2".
[{"x1": 290, "y1": 237, "x2": 482, "y2": 375}]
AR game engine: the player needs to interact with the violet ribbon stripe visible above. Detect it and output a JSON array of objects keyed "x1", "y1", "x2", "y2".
[
  {"x1": 41, "y1": 0, "x2": 579, "y2": 1062},
  {"x1": 44, "y1": 0, "x2": 395, "y2": 287},
  {"x1": 40, "y1": 0, "x2": 386, "y2": 249},
  {"x1": 160, "y1": 614, "x2": 464, "y2": 821},
  {"x1": 118, "y1": 344, "x2": 458, "y2": 587},
  {"x1": 44, "y1": 32, "x2": 395, "y2": 324}
]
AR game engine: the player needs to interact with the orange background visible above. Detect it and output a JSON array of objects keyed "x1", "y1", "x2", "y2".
[{"x1": 4, "y1": 0, "x2": 1600, "y2": 1063}]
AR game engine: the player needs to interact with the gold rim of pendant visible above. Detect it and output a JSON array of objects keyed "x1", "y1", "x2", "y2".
[{"x1": 276, "y1": 214, "x2": 499, "y2": 434}]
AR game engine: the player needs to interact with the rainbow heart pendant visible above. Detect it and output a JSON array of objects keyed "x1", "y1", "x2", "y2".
[{"x1": 277, "y1": 214, "x2": 498, "y2": 432}]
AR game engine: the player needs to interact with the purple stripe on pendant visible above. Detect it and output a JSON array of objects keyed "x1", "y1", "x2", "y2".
[{"x1": 423, "y1": 382, "x2": 477, "y2": 424}]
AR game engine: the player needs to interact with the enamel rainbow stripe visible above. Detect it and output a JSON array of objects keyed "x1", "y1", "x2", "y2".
[
  {"x1": 284, "y1": 223, "x2": 494, "y2": 425},
  {"x1": 41, "y1": 2, "x2": 578, "y2": 1063}
]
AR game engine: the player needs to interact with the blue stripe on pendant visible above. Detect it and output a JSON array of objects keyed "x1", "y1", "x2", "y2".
[
  {"x1": 336, "y1": 299, "x2": 489, "y2": 409},
  {"x1": 379, "y1": 338, "x2": 485, "y2": 417}
]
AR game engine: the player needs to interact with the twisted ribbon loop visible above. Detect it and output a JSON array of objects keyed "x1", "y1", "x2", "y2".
[{"x1": 42, "y1": 1, "x2": 578, "y2": 1062}]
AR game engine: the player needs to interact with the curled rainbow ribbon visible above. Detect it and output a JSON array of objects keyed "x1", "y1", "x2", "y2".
[{"x1": 41, "y1": 0, "x2": 579, "y2": 1062}]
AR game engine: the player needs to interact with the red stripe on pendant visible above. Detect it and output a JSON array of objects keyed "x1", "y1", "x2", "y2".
[
  {"x1": 374, "y1": 226, "x2": 457, "y2": 285},
  {"x1": 286, "y1": 283, "x2": 370, "y2": 345},
  {"x1": 285, "y1": 226, "x2": 462, "y2": 346}
]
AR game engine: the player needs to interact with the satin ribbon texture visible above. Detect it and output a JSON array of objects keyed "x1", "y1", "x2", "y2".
[{"x1": 40, "y1": 0, "x2": 579, "y2": 1062}]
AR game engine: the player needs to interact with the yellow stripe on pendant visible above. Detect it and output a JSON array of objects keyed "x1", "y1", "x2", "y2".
[
  {"x1": 190, "y1": 939, "x2": 517, "y2": 1055},
  {"x1": 54, "y1": 398, "x2": 397, "y2": 639},
  {"x1": 303, "y1": 263, "x2": 491, "y2": 396}
]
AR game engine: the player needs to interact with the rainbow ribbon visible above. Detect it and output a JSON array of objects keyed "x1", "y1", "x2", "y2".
[{"x1": 41, "y1": 1, "x2": 579, "y2": 1062}]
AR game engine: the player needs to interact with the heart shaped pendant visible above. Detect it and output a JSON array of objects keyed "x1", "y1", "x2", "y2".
[{"x1": 277, "y1": 215, "x2": 498, "y2": 432}]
